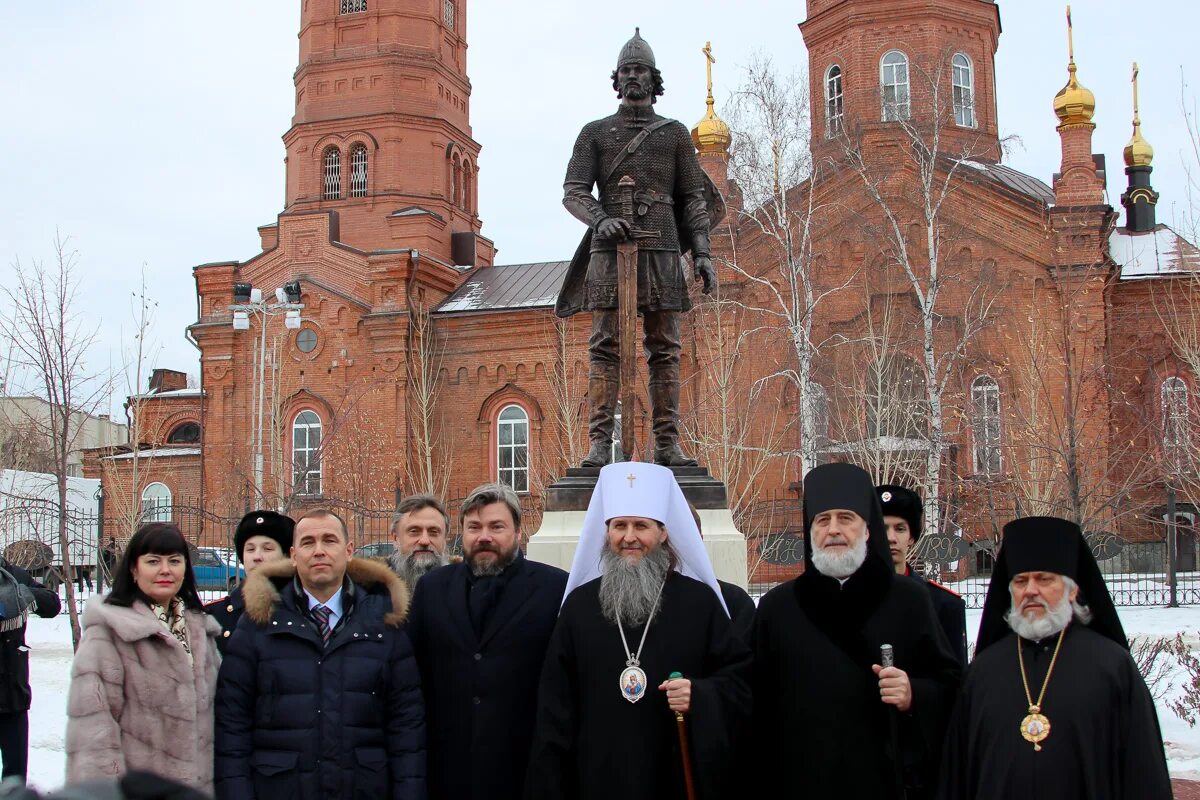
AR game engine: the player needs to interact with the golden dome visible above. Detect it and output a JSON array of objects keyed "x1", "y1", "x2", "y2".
[
  {"x1": 692, "y1": 100, "x2": 732, "y2": 155},
  {"x1": 1053, "y1": 62, "x2": 1096, "y2": 128},
  {"x1": 692, "y1": 41, "x2": 731, "y2": 155},
  {"x1": 1123, "y1": 62, "x2": 1154, "y2": 167}
]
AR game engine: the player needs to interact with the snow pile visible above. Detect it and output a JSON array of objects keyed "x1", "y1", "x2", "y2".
[{"x1": 15, "y1": 604, "x2": 1200, "y2": 790}]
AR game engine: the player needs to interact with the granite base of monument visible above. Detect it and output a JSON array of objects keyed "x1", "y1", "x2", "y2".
[{"x1": 526, "y1": 466, "x2": 749, "y2": 590}]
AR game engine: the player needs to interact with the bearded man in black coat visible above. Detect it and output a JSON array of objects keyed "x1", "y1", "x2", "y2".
[
  {"x1": 937, "y1": 516, "x2": 1172, "y2": 800},
  {"x1": 753, "y1": 463, "x2": 961, "y2": 799}
]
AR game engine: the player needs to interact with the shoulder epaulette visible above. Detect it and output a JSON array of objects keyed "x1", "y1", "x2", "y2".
[{"x1": 927, "y1": 580, "x2": 961, "y2": 599}]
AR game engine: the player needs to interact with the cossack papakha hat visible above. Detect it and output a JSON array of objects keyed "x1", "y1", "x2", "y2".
[{"x1": 233, "y1": 510, "x2": 295, "y2": 562}]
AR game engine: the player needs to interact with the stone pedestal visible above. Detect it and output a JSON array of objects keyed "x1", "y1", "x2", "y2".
[{"x1": 526, "y1": 466, "x2": 749, "y2": 589}]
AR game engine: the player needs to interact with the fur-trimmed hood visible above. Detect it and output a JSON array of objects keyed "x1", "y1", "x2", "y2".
[{"x1": 241, "y1": 557, "x2": 410, "y2": 628}]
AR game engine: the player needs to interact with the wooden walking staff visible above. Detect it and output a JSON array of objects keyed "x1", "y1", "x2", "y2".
[
  {"x1": 667, "y1": 671, "x2": 697, "y2": 800},
  {"x1": 617, "y1": 175, "x2": 640, "y2": 461}
]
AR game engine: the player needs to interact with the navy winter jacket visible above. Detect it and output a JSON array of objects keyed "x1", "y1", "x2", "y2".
[{"x1": 213, "y1": 558, "x2": 425, "y2": 800}]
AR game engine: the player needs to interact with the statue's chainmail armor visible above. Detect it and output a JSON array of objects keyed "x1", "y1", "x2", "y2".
[{"x1": 563, "y1": 104, "x2": 711, "y2": 312}]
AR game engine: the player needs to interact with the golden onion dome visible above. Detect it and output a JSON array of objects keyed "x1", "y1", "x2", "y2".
[
  {"x1": 1054, "y1": 61, "x2": 1096, "y2": 128},
  {"x1": 692, "y1": 100, "x2": 732, "y2": 155},
  {"x1": 1124, "y1": 122, "x2": 1154, "y2": 168}
]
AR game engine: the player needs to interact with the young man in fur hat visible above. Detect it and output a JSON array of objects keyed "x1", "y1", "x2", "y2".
[
  {"x1": 525, "y1": 462, "x2": 750, "y2": 800},
  {"x1": 937, "y1": 516, "x2": 1172, "y2": 799},
  {"x1": 214, "y1": 509, "x2": 425, "y2": 799},
  {"x1": 878, "y1": 485, "x2": 968, "y2": 665},
  {"x1": 204, "y1": 509, "x2": 294, "y2": 655}
]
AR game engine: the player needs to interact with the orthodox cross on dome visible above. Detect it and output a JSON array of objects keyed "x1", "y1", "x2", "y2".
[{"x1": 702, "y1": 41, "x2": 716, "y2": 101}]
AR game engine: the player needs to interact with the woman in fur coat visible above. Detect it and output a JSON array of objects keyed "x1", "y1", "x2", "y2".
[{"x1": 64, "y1": 522, "x2": 221, "y2": 792}]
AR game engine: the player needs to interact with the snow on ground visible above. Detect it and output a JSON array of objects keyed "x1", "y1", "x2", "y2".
[{"x1": 14, "y1": 601, "x2": 1200, "y2": 790}]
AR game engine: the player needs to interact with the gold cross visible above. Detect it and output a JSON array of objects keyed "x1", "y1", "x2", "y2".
[
  {"x1": 627, "y1": 473, "x2": 637, "y2": 488},
  {"x1": 702, "y1": 41, "x2": 716, "y2": 97}
]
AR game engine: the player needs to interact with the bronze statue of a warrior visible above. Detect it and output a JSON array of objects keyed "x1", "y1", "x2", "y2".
[{"x1": 557, "y1": 28, "x2": 723, "y2": 468}]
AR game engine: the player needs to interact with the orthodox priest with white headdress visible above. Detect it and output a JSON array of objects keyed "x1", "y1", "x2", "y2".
[
  {"x1": 936, "y1": 516, "x2": 1172, "y2": 800},
  {"x1": 524, "y1": 462, "x2": 751, "y2": 800}
]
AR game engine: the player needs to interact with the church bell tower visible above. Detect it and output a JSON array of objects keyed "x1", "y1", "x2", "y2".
[{"x1": 282, "y1": 0, "x2": 491, "y2": 266}]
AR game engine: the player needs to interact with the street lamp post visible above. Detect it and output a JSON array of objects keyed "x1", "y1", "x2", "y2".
[{"x1": 230, "y1": 282, "x2": 304, "y2": 507}]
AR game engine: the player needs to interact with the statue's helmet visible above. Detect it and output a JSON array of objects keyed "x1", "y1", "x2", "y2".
[{"x1": 616, "y1": 27, "x2": 656, "y2": 70}]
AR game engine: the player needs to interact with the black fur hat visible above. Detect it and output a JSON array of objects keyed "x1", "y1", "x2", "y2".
[
  {"x1": 233, "y1": 510, "x2": 295, "y2": 562},
  {"x1": 876, "y1": 484, "x2": 923, "y2": 541}
]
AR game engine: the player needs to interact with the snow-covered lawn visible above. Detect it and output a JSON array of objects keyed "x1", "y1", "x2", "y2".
[{"x1": 16, "y1": 603, "x2": 1200, "y2": 790}]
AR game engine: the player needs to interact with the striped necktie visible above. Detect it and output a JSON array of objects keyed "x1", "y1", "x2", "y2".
[{"x1": 311, "y1": 604, "x2": 332, "y2": 644}]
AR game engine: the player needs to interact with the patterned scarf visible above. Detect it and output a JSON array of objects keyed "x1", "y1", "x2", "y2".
[{"x1": 153, "y1": 597, "x2": 192, "y2": 663}]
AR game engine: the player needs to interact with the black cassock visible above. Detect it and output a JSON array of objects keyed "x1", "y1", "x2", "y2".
[
  {"x1": 752, "y1": 569, "x2": 962, "y2": 798},
  {"x1": 937, "y1": 624, "x2": 1173, "y2": 800},
  {"x1": 524, "y1": 572, "x2": 751, "y2": 800}
]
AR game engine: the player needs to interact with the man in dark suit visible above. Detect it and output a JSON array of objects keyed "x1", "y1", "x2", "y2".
[
  {"x1": 877, "y1": 484, "x2": 968, "y2": 665},
  {"x1": 405, "y1": 483, "x2": 568, "y2": 800}
]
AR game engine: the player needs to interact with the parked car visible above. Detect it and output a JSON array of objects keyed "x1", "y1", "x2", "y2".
[
  {"x1": 192, "y1": 546, "x2": 245, "y2": 590},
  {"x1": 353, "y1": 542, "x2": 395, "y2": 561}
]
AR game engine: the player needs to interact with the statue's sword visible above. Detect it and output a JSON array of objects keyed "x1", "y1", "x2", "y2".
[{"x1": 616, "y1": 175, "x2": 658, "y2": 462}]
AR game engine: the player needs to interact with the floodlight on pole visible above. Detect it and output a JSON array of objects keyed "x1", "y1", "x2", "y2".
[
  {"x1": 275, "y1": 287, "x2": 288, "y2": 304},
  {"x1": 249, "y1": 287, "x2": 263, "y2": 303},
  {"x1": 284, "y1": 310, "x2": 302, "y2": 329},
  {"x1": 232, "y1": 311, "x2": 250, "y2": 330}
]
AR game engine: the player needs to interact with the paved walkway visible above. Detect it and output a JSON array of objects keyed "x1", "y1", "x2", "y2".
[{"x1": 1175, "y1": 778, "x2": 1200, "y2": 799}]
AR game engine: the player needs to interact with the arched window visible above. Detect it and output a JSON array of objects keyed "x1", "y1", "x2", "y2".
[
  {"x1": 971, "y1": 375, "x2": 1002, "y2": 475},
  {"x1": 825, "y1": 65, "x2": 844, "y2": 138},
  {"x1": 463, "y1": 161, "x2": 474, "y2": 213},
  {"x1": 292, "y1": 410, "x2": 323, "y2": 496},
  {"x1": 497, "y1": 405, "x2": 529, "y2": 493},
  {"x1": 880, "y1": 50, "x2": 911, "y2": 122},
  {"x1": 141, "y1": 482, "x2": 172, "y2": 523},
  {"x1": 322, "y1": 147, "x2": 342, "y2": 200},
  {"x1": 1162, "y1": 377, "x2": 1191, "y2": 471},
  {"x1": 866, "y1": 356, "x2": 925, "y2": 439},
  {"x1": 952, "y1": 53, "x2": 976, "y2": 128},
  {"x1": 166, "y1": 421, "x2": 201, "y2": 444},
  {"x1": 340, "y1": 0, "x2": 367, "y2": 14},
  {"x1": 349, "y1": 143, "x2": 368, "y2": 198},
  {"x1": 451, "y1": 154, "x2": 463, "y2": 208}
]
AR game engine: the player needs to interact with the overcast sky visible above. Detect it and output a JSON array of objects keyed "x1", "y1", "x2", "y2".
[{"x1": 1, "y1": 1, "x2": 1197, "y2": 416}]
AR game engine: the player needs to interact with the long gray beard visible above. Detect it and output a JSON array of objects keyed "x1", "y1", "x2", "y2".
[
  {"x1": 811, "y1": 534, "x2": 868, "y2": 579},
  {"x1": 598, "y1": 545, "x2": 670, "y2": 627},
  {"x1": 1006, "y1": 594, "x2": 1075, "y2": 640},
  {"x1": 388, "y1": 548, "x2": 449, "y2": 586}
]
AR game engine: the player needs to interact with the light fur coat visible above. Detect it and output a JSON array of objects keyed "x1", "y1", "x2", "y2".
[{"x1": 65, "y1": 596, "x2": 221, "y2": 792}]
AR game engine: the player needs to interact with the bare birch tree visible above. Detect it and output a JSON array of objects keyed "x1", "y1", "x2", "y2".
[
  {"x1": 721, "y1": 55, "x2": 846, "y2": 478},
  {"x1": 404, "y1": 297, "x2": 449, "y2": 498},
  {"x1": 0, "y1": 233, "x2": 111, "y2": 648},
  {"x1": 833, "y1": 53, "x2": 1001, "y2": 537}
]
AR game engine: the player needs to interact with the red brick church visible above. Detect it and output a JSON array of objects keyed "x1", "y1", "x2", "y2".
[{"x1": 87, "y1": 0, "x2": 1200, "y2": 592}]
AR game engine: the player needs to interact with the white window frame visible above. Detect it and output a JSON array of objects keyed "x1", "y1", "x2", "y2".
[
  {"x1": 340, "y1": 0, "x2": 367, "y2": 14},
  {"x1": 880, "y1": 50, "x2": 911, "y2": 122},
  {"x1": 825, "y1": 65, "x2": 844, "y2": 138},
  {"x1": 1162, "y1": 377, "x2": 1191, "y2": 471},
  {"x1": 952, "y1": 53, "x2": 976, "y2": 128},
  {"x1": 971, "y1": 375, "x2": 1002, "y2": 476},
  {"x1": 323, "y1": 148, "x2": 342, "y2": 200},
  {"x1": 497, "y1": 404, "x2": 529, "y2": 494},
  {"x1": 349, "y1": 143, "x2": 368, "y2": 198},
  {"x1": 292, "y1": 410, "x2": 323, "y2": 496},
  {"x1": 140, "y1": 482, "x2": 172, "y2": 523}
]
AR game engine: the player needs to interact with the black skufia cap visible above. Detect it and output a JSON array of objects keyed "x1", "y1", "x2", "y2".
[
  {"x1": 802, "y1": 463, "x2": 893, "y2": 572},
  {"x1": 974, "y1": 516, "x2": 1128, "y2": 654},
  {"x1": 877, "y1": 484, "x2": 923, "y2": 541},
  {"x1": 233, "y1": 510, "x2": 295, "y2": 562}
]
